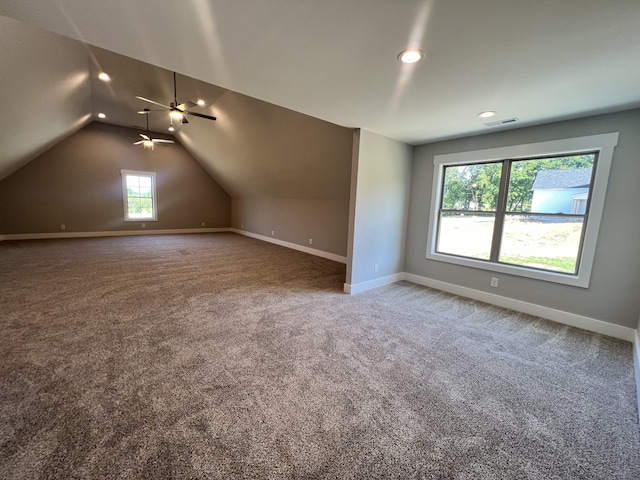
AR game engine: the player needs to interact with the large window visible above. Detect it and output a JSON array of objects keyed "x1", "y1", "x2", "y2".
[
  {"x1": 426, "y1": 133, "x2": 618, "y2": 287},
  {"x1": 121, "y1": 170, "x2": 157, "y2": 221}
]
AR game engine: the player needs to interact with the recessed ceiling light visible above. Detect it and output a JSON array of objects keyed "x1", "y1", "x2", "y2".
[
  {"x1": 97, "y1": 112, "x2": 106, "y2": 119},
  {"x1": 168, "y1": 126, "x2": 175, "y2": 132},
  {"x1": 478, "y1": 111, "x2": 496, "y2": 118},
  {"x1": 397, "y1": 49, "x2": 424, "y2": 64},
  {"x1": 98, "y1": 72, "x2": 111, "y2": 82},
  {"x1": 196, "y1": 99, "x2": 205, "y2": 106}
]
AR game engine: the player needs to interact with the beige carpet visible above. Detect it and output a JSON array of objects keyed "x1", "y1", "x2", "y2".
[{"x1": 1, "y1": 233, "x2": 639, "y2": 479}]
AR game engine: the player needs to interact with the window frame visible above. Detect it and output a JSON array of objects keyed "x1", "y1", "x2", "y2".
[
  {"x1": 121, "y1": 169, "x2": 158, "y2": 222},
  {"x1": 426, "y1": 133, "x2": 618, "y2": 288}
]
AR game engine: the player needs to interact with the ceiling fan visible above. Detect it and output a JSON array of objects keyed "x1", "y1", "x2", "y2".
[
  {"x1": 136, "y1": 72, "x2": 217, "y2": 125},
  {"x1": 134, "y1": 109, "x2": 175, "y2": 149}
]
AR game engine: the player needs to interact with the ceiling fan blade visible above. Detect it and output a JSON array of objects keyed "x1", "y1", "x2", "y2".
[
  {"x1": 185, "y1": 110, "x2": 217, "y2": 121},
  {"x1": 133, "y1": 140, "x2": 144, "y2": 145},
  {"x1": 152, "y1": 139, "x2": 175, "y2": 144},
  {"x1": 177, "y1": 101, "x2": 197, "y2": 110},
  {"x1": 181, "y1": 115, "x2": 189, "y2": 125},
  {"x1": 137, "y1": 109, "x2": 164, "y2": 114},
  {"x1": 140, "y1": 134, "x2": 151, "y2": 140},
  {"x1": 135, "y1": 96, "x2": 170, "y2": 109}
]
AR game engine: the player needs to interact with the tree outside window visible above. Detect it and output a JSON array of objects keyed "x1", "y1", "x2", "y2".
[{"x1": 437, "y1": 154, "x2": 595, "y2": 274}]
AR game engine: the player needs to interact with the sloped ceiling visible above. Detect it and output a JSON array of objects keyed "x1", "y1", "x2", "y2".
[
  {"x1": 0, "y1": 16, "x2": 92, "y2": 180},
  {"x1": 2, "y1": 0, "x2": 640, "y2": 186},
  {"x1": 84, "y1": 46, "x2": 353, "y2": 198},
  {"x1": 0, "y1": 18, "x2": 354, "y2": 198}
]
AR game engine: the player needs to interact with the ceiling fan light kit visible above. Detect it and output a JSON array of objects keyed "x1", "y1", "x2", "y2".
[
  {"x1": 136, "y1": 72, "x2": 217, "y2": 128},
  {"x1": 133, "y1": 109, "x2": 175, "y2": 150},
  {"x1": 170, "y1": 109, "x2": 185, "y2": 123}
]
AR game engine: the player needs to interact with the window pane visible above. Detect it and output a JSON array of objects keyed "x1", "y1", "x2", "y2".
[
  {"x1": 139, "y1": 198, "x2": 153, "y2": 217},
  {"x1": 442, "y1": 163, "x2": 502, "y2": 211},
  {"x1": 508, "y1": 155, "x2": 595, "y2": 213},
  {"x1": 128, "y1": 198, "x2": 142, "y2": 217},
  {"x1": 437, "y1": 212, "x2": 495, "y2": 260},
  {"x1": 139, "y1": 176, "x2": 152, "y2": 189},
  {"x1": 122, "y1": 171, "x2": 156, "y2": 221},
  {"x1": 499, "y1": 214, "x2": 584, "y2": 274},
  {"x1": 126, "y1": 176, "x2": 140, "y2": 189},
  {"x1": 139, "y1": 187, "x2": 152, "y2": 197}
]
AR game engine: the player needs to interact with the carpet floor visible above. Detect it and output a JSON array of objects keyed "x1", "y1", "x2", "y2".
[{"x1": 1, "y1": 233, "x2": 639, "y2": 479}]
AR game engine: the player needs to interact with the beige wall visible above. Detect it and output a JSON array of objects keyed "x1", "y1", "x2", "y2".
[
  {"x1": 0, "y1": 122, "x2": 230, "y2": 234},
  {"x1": 0, "y1": 15, "x2": 92, "y2": 181},
  {"x1": 231, "y1": 197, "x2": 350, "y2": 257},
  {"x1": 206, "y1": 93, "x2": 354, "y2": 258}
]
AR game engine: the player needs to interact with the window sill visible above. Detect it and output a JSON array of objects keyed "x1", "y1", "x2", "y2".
[{"x1": 425, "y1": 251, "x2": 590, "y2": 288}]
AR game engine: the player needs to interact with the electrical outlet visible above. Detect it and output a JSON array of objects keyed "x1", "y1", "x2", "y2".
[
  {"x1": 141, "y1": 223, "x2": 146, "y2": 228},
  {"x1": 490, "y1": 277, "x2": 499, "y2": 288},
  {"x1": 271, "y1": 230, "x2": 275, "y2": 236},
  {"x1": 374, "y1": 264, "x2": 379, "y2": 273},
  {"x1": 201, "y1": 222, "x2": 205, "y2": 227},
  {"x1": 241, "y1": 224, "x2": 244, "y2": 229},
  {"x1": 60, "y1": 224, "x2": 66, "y2": 230},
  {"x1": 309, "y1": 238, "x2": 313, "y2": 245}
]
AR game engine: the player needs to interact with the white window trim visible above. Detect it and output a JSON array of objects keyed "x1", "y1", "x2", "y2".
[
  {"x1": 121, "y1": 169, "x2": 158, "y2": 222},
  {"x1": 426, "y1": 132, "x2": 619, "y2": 288}
]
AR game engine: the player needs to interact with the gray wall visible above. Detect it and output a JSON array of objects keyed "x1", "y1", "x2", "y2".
[
  {"x1": 406, "y1": 109, "x2": 640, "y2": 328},
  {"x1": 0, "y1": 122, "x2": 230, "y2": 234},
  {"x1": 347, "y1": 129, "x2": 412, "y2": 286}
]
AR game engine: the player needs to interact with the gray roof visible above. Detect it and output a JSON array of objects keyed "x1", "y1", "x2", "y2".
[{"x1": 532, "y1": 168, "x2": 592, "y2": 190}]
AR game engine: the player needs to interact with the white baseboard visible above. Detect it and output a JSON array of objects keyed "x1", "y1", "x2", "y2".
[
  {"x1": 407, "y1": 271, "x2": 640, "y2": 422},
  {"x1": 344, "y1": 273, "x2": 404, "y2": 294},
  {"x1": 345, "y1": 271, "x2": 639, "y2": 404},
  {"x1": 351, "y1": 271, "x2": 639, "y2": 419},
  {"x1": 634, "y1": 329, "x2": 640, "y2": 421},
  {"x1": 343, "y1": 270, "x2": 636, "y2": 343},
  {"x1": 2, "y1": 228, "x2": 635, "y2": 348},
  {"x1": 0, "y1": 228, "x2": 230, "y2": 241},
  {"x1": 403, "y1": 272, "x2": 636, "y2": 343},
  {"x1": 2, "y1": 227, "x2": 347, "y2": 265},
  {"x1": 230, "y1": 228, "x2": 347, "y2": 264}
]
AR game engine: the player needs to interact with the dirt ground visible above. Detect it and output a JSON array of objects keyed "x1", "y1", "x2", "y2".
[{"x1": 438, "y1": 216, "x2": 584, "y2": 261}]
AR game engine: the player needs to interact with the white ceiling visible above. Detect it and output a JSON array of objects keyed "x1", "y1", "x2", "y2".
[{"x1": 2, "y1": 0, "x2": 639, "y2": 147}]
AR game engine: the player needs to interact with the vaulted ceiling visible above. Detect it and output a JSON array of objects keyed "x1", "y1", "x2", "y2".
[
  {"x1": 0, "y1": 15, "x2": 354, "y2": 198},
  {"x1": 2, "y1": 0, "x2": 640, "y2": 190}
]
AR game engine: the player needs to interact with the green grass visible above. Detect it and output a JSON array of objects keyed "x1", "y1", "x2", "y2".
[{"x1": 499, "y1": 255, "x2": 577, "y2": 273}]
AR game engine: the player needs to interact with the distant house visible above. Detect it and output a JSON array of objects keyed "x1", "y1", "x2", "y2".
[{"x1": 531, "y1": 168, "x2": 592, "y2": 214}]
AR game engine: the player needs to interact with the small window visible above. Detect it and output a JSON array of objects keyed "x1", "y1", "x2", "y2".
[
  {"x1": 426, "y1": 133, "x2": 618, "y2": 288},
  {"x1": 121, "y1": 170, "x2": 157, "y2": 221}
]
